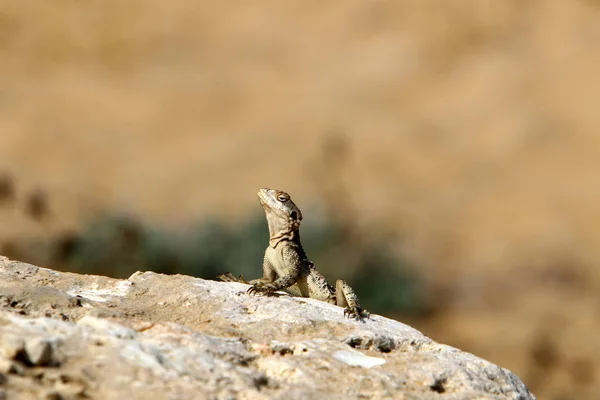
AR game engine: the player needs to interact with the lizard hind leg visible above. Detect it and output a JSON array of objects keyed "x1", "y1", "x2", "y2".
[
  {"x1": 335, "y1": 279, "x2": 370, "y2": 320},
  {"x1": 216, "y1": 272, "x2": 250, "y2": 284}
]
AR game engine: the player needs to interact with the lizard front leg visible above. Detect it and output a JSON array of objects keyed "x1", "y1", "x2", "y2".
[
  {"x1": 335, "y1": 279, "x2": 370, "y2": 320},
  {"x1": 247, "y1": 264, "x2": 300, "y2": 295},
  {"x1": 248, "y1": 246, "x2": 302, "y2": 295}
]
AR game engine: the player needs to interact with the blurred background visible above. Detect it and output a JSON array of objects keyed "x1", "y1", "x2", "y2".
[{"x1": 1, "y1": 1, "x2": 599, "y2": 398}]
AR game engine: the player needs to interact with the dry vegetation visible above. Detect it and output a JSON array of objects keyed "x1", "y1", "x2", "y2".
[{"x1": 1, "y1": 1, "x2": 600, "y2": 399}]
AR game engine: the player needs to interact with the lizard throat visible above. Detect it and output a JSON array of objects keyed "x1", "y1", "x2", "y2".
[
  {"x1": 269, "y1": 234, "x2": 290, "y2": 248},
  {"x1": 266, "y1": 217, "x2": 300, "y2": 248}
]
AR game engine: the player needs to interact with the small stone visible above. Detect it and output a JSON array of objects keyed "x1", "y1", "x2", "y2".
[
  {"x1": 332, "y1": 350, "x2": 386, "y2": 368},
  {"x1": 25, "y1": 337, "x2": 55, "y2": 366},
  {"x1": 8, "y1": 362, "x2": 24, "y2": 376}
]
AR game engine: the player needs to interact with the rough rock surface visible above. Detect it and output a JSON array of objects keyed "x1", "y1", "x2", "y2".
[{"x1": 0, "y1": 256, "x2": 535, "y2": 400}]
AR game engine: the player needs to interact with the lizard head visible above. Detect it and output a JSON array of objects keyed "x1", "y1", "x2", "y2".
[{"x1": 258, "y1": 188, "x2": 303, "y2": 246}]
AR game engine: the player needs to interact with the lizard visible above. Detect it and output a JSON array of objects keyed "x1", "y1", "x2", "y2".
[{"x1": 217, "y1": 188, "x2": 369, "y2": 320}]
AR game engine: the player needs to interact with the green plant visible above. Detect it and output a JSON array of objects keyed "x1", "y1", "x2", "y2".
[{"x1": 57, "y1": 209, "x2": 425, "y2": 316}]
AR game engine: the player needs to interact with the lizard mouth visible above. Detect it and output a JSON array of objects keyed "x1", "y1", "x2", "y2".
[
  {"x1": 258, "y1": 188, "x2": 272, "y2": 196},
  {"x1": 257, "y1": 188, "x2": 275, "y2": 209},
  {"x1": 257, "y1": 188, "x2": 302, "y2": 222}
]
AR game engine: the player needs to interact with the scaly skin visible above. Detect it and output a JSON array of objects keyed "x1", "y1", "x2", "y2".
[{"x1": 218, "y1": 188, "x2": 369, "y2": 320}]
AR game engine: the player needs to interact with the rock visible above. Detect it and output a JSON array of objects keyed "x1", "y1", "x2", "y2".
[{"x1": 0, "y1": 256, "x2": 536, "y2": 399}]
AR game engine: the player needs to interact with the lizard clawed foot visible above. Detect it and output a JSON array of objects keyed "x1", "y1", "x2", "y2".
[
  {"x1": 344, "y1": 306, "x2": 370, "y2": 321},
  {"x1": 247, "y1": 282, "x2": 278, "y2": 296}
]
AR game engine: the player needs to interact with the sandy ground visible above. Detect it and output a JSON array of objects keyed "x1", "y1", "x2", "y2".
[{"x1": 1, "y1": 2, "x2": 600, "y2": 399}]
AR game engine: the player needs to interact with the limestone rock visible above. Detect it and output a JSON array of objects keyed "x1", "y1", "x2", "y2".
[{"x1": 0, "y1": 256, "x2": 536, "y2": 399}]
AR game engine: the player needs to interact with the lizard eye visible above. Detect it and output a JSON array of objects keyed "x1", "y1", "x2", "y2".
[{"x1": 277, "y1": 194, "x2": 288, "y2": 202}]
